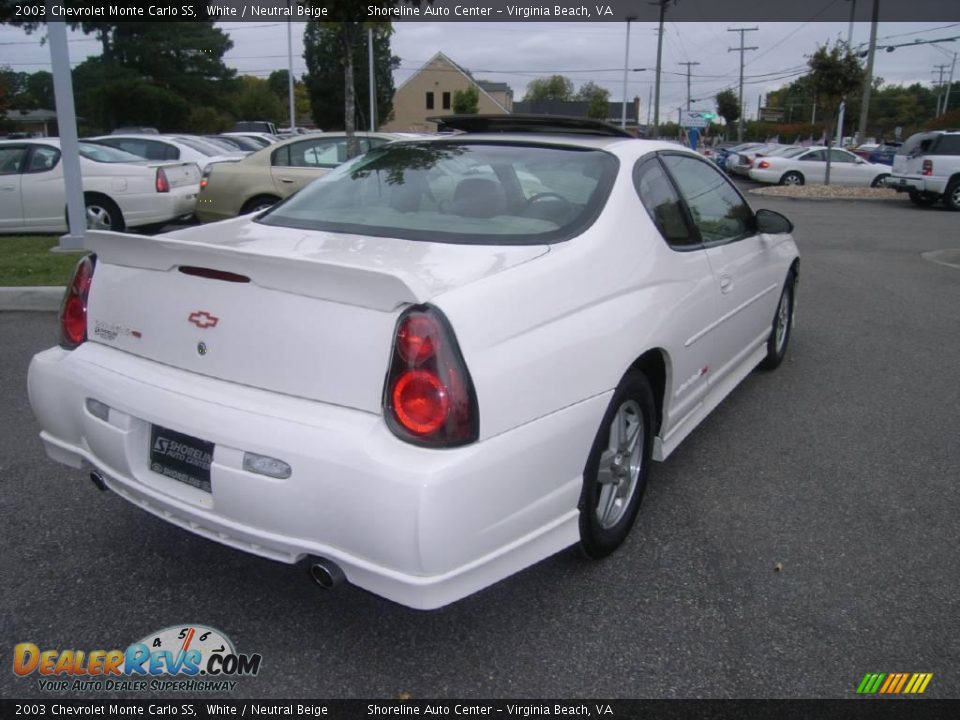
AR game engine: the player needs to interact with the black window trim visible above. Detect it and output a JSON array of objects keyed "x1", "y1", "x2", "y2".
[
  {"x1": 0, "y1": 144, "x2": 29, "y2": 176},
  {"x1": 655, "y1": 150, "x2": 758, "y2": 249},
  {"x1": 633, "y1": 153, "x2": 701, "y2": 253}
]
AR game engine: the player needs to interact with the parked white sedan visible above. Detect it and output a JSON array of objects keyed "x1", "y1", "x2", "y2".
[
  {"x1": 89, "y1": 134, "x2": 243, "y2": 172},
  {"x1": 28, "y1": 127, "x2": 799, "y2": 609},
  {"x1": 0, "y1": 139, "x2": 200, "y2": 234},
  {"x1": 749, "y1": 146, "x2": 891, "y2": 186}
]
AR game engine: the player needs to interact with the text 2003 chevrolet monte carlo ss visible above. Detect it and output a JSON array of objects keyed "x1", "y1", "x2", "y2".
[{"x1": 28, "y1": 118, "x2": 799, "y2": 609}]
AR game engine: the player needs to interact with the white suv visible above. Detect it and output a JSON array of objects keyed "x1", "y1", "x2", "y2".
[{"x1": 890, "y1": 130, "x2": 960, "y2": 210}]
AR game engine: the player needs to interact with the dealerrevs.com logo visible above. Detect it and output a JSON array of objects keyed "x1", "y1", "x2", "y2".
[{"x1": 13, "y1": 625, "x2": 262, "y2": 693}]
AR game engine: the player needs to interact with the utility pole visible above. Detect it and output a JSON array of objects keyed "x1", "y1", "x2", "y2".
[
  {"x1": 678, "y1": 61, "x2": 701, "y2": 109},
  {"x1": 646, "y1": 85, "x2": 653, "y2": 131},
  {"x1": 286, "y1": 1, "x2": 295, "y2": 131},
  {"x1": 368, "y1": 27, "x2": 377, "y2": 131},
  {"x1": 728, "y1": 26, "x2": 758, "y2": 142},
  {"x1": 651, "y1": 0, "x2": 674, "y2": 139},
  {"x1": 836, "y1": 0, "x2": 856, "y2": 145},
  {"x1": 622, "y1": 15, "x2": 637, "y2": 128},
  {"x1": 855, "y1": 0, "x2": 880, "y2": 146},
  {"x1": 945, "y1": 52, "x2": 957, "y2": 115},
  {"x1": 932, "y1": 64, "x2": 949, "y2": 116}
]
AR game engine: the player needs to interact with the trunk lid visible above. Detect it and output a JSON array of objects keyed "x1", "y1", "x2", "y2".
[
  {"x1": 148, "y1": 161, "x2": 200, "y2": 188},
  {"x1": 83, "y1": 221, "x2": 548, "y2": 413}
]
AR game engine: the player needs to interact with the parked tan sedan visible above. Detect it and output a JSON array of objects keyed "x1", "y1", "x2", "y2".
[{"x1": 195, "y1": 132, "x2": 403, "y2": 222}]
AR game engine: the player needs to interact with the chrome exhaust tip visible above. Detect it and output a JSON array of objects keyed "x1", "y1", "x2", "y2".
[
  {"x1": 89, "y1": 472, "x2": 108, "y2": 492},
  {"x1": 308, "y1": 558, "x2": 346, "y2": 590}
]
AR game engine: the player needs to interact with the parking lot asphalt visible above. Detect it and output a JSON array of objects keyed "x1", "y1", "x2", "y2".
[{"x1": 1, "y1": 195, "x2": 958, "y2": 700}]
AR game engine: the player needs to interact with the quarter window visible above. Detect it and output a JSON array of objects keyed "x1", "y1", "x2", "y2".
[
  {"x1": 661, "y1": 154, "x2": 754, "y2": 244},
  {"x1": 25, "y1": 145, "x2": 61, "y2": 173},
  {"x1": 632, "y1": 158, "x2": 694, "y2": 247}
]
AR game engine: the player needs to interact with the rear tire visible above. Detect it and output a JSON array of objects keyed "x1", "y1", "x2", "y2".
[
  {"x1": 870, "y1": 174, "x2": 889, "y2": 188},
  {"x1": 241, "y1": 195, "x2": 281, "y2": 215},
  {"x1": 944, "y1": 180, "x2": 960, "y2": 212},
  {"x1": 758, "y1": 272, "x2": 796, "y2": 371},
  {"x1": 909, "y1": 191, "x2": 937, "y2": 207},
  {"x1": 578, "y1": 371, "x2": 655, "y2": 559},
  {"x1": 780, "y1": 171, "x2": 804, "y2": 186},
  {"x1": 84, "y1": 195, "x2": 124, "y2": 232}
]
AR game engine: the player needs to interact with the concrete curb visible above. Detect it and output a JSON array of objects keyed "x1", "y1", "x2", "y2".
[{"x1": 0, "y1": 286, "x2": 65, "y2": 312}]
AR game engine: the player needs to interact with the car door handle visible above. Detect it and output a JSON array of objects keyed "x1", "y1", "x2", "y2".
[
  {"x1": 278, "y1": 177, "x2": 295, "y2": 184},
  {"x1": 719, "y1": 276, "x2": 733, "y2": 293}
]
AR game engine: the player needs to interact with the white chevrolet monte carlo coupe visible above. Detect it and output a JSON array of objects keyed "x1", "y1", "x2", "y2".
[{"x1": 28, "y1": 118, "x2": 800, "y2": 609}]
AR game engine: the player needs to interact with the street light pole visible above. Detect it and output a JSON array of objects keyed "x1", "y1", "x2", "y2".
[
  {"x1": 855, "y1": 0, "x2": 880, "y2": 146},
  {"x1": 837, "y1": 0, "x2": 856, "y2": 145},
  {"x1": 651, "y1": 0, "x2": 670, "y2": 139},
  {"x1": 621, "y1": 15, "x2": 637, "y2": 128},
  {"x1": 287, "y1": 3, "x2": 295, "y2": 131}
]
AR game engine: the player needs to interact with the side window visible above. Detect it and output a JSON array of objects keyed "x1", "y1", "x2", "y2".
[
  {"x1": 661, "y1": 154, "x2": 754, "y2": 244},
  {"x1": 25, "y1": 146, "x2": 61, "y2": 173},
  {"x1": 933, "y1": 135, "x2": 960, "y2": 155},
  {"x1": 143, "y1": 141, "x2": 178, "y2": 161},
  {"x1": 800, "y1": 150, "x2": 825, "y2": 162},
  {"x1": 0, "y1": 146, "x2": 28, "y2": 175},
  {"x1": 271, "y1": 144, "x2": 291, "y2": 167},
  {"x1": 829, "y1": 149, "x2": 856, "y2": 163},
  {"x1": 632, "y1": 157, "x2": 695, "y2": 248},
  {"x1": 292, "y1": 139, "x2": 343, "y2": 168}
]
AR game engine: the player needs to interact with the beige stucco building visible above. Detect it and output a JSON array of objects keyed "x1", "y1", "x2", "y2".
[{"x1": 381, "y1": 52, "x2": 512, "y2": 132}]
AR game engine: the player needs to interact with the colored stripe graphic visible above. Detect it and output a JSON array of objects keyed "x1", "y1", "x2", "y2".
[{"x1": 857, "y1": 673, "x2": 932, "y2": 694}]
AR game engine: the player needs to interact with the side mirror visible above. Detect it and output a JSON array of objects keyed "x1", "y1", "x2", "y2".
[{"x1": 756, "y1": 208, "x2": 793, "y2": 235}]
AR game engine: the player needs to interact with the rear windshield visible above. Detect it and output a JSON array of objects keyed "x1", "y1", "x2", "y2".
[
  {"x1": 897, "y1": 133, "x2": 938, "y2": 156},
  {"x1": 78, "y1": 142, "x2": 145, "y2": 163},
  {"x1": 258, "y1": 141, "x2": 619, "y2": 245},
  {"x1": 173, "y1": 136, "x2": 224, "y2": 156}
]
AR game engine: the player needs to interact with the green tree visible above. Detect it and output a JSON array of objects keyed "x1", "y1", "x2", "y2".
[
  {"x1": 524, "y1": 75, "x2": 575, "y2": 102},
  {"x1": 230, "y1": 76, "x2": 285, "y2": 125},
  {"x1": 303, "y1": 19, "x2": 400, "y2": 135},
  {"x1": 806, "y1": 41, "x2": 863, "y2": 184},
  {"x1": 715, "y1": 89, "x2": 740, "y2": 133},
  {"x1": 576, "y1": 81, "x2": 610, "y2": 120},
  {"x1": 452, "y1": 86, "x2": 479, "y2": 114}
]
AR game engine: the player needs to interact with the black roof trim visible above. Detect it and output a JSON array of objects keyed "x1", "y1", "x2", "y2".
[{"x1": 428, "y1": 114, "x2": 633, "y2": 138}]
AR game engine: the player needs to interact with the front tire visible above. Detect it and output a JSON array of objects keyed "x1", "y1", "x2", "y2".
[
  {"x1": 871, "y1": 174, "x2": 889, "y2": 188},
  {"x1": 579, "y1": 371, "x2": 655, "y2": 559},
  {"x1": 758, "y1": 272, "x2": 796, "y2": 371},
  {"x1": 780, "y1": 171, "x2": 804, "y2": 186},
  {"x1": 944, "y1": 180, "x2": 960, "y2": 211}
]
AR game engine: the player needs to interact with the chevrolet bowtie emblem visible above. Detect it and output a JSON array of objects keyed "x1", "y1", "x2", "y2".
[{"x1": 188, "y1": 311, "x2": 219, "y2": 329}]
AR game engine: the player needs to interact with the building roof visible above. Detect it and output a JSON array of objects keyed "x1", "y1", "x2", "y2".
[
  {"x1": 513, "y1": 100, "x2": 639, "y2": 124},
  {"x1": 477, "y1": 80, "x2": 513, "y2": 95},
  {"x1": 3, "y1": 109, "x2": 58, "y2": 123}
]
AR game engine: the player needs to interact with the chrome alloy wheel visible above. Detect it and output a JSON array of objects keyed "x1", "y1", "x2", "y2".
[
  {"x1": 595, "y1": 399, "x2": 644, "y2": 530},
  {"x1": 85, "y1": 205, "x2": 114, "y2": 230},
  {"x1": 774, "y1": 286, "x2": 791, "y2": 355}
]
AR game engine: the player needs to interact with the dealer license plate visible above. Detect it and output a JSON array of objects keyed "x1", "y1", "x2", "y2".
[{"x1": 149, "y1": 425, "x2": 214, "y2": 493}]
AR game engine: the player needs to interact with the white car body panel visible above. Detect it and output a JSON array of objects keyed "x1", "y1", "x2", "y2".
[
  {"x1": 89, "y1": 134, "x2": 242, "y2": 173},
  {"x1": 28, "y1": 137, "x2": 799, "y2": 609},
  {"x1": 749, "y1": 147, "x2": 889, "y2": 186},
  {"x1": 0, "y1": 139, "x2": 199, "y2": 234}
]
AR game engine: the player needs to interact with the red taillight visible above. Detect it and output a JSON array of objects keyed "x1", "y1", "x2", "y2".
[
  {"x1": 384, "y1": 307, "x2": 478, "y2": 447},
  {"x1": 757, "y1": 160, "x2": 770, "y2": 169},
  {"x1": 922, "y1": 159, "x2": 933, "y2": 176},
  {"x1": 155, "y1": 167, "x2": 170, "y2": 193},
  {"x1": 59, "y1": 254, "x2": 96, "y2": 349}
]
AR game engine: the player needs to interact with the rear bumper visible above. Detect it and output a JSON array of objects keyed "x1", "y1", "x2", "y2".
[
  {"x1": 748, "y1": 168, "x2": 782, "y2": 184},
  {"x1": 890, "y1": 175, "x2": 947, "y2": 195},
  {"x1": 124, "y1": 185, "x2": 198, "y2": 228},
  {"x1": 28, "y1": 344, "x2": 605, "y2": 609}
]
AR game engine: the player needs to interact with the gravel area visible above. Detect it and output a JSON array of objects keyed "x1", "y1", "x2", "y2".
[{"x1": 749, "y1": 184, "x2": 906, "y2": 201}]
